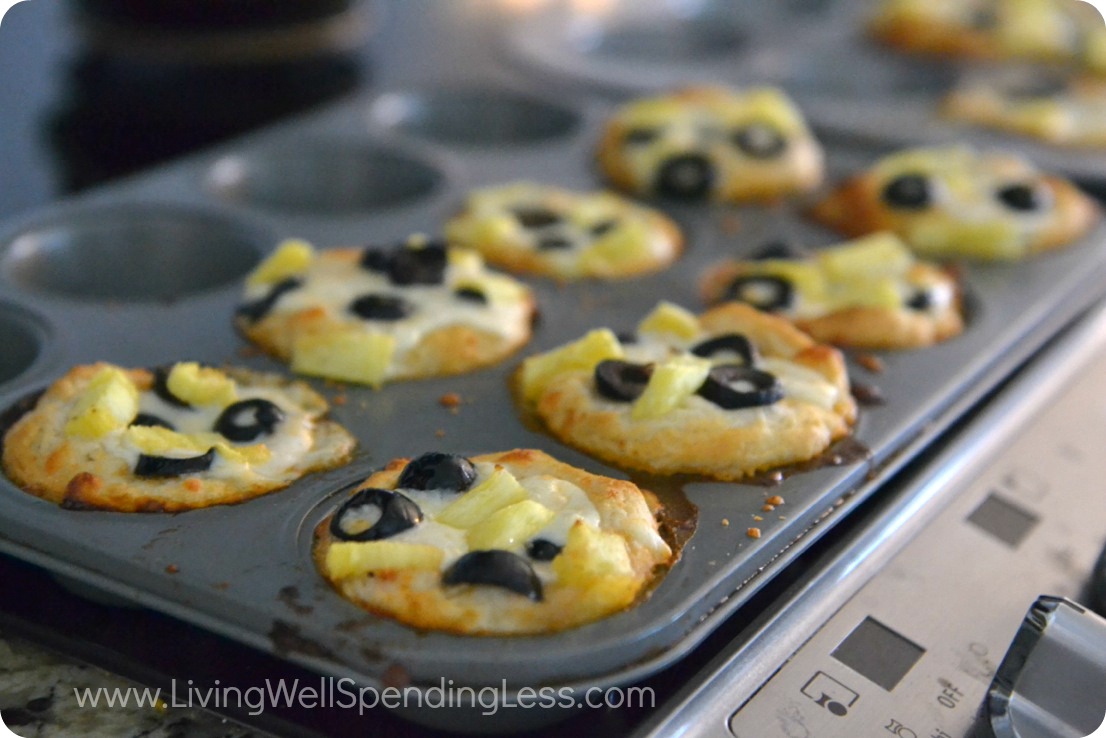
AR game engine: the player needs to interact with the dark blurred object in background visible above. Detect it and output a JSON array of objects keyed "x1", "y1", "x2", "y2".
[{"x1": 48, "y1": 0, "x2": 372, "y2": 192}]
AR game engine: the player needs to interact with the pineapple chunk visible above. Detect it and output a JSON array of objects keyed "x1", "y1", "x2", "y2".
[
  {"x1": 637, "y1": 301, "x2": 700, "y2": 342},
  {"x1": 753, "y1": 261, "x2": 826, "y2": 302},
  {"x1": 436, "y1": 467, "x2": 529, "y2": 529},
  {"x1": 817, "y1": 233, "x2": 913, "y2": 280},
  {"x1": 519, "y1": 329, "x2": 623, "y2": 402},
  {"x1": 907, "y1": 219, "x2": 1022, "y2": 261},
  {"x1": 465, "y1": 500, "x2": 555, "y2": 550},
  {"x1": 453, "y1": 274, "x2": 527, "y2": 304},
  {"x1": 578, "y1": 221, "x2": 651, "y2": 273},
  {"x1": 166, "y1": 363, "x2": 237, "y2": 407},
  {"x1": 64, "y1": 367, "x2": 139, "y2": 439},
  {"x1": 631, "y1": 355, "x2": 712, "y2": 420},
  {"x1": 325, "y1": 541, "x2": 443, "y2": 579},
  {"x1": 835, "y1": 276, "x2": 903, "y2": 310},
  {"x1": 213, "y1": 442, "x2": 272, "y2": 466},
  {"x1": 445, "y1": 246, "x2": 486, "y2": 274},
  {"x1": 735, "y1": 87, "x2": 806, "y2": 133},
  {"x1": 552, "y1": 522, "x2": 634, "y2": 585},
  {"x1": 125, "y1": 426, "x2": 213, "y2": 455},
  {"x1": 246, "y1": 239, "x2": 315, "y2": 287},
  {"x1": 291, "y1": 330, "x2": 396, "y2": 387}
]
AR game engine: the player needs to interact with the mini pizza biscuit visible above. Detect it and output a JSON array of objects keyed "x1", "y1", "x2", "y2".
[
  {"x1": 235, "y1": 237, "x2": 536, "y2": 387},
  {"x1": 869, "y1": 0, "x2": 1106, "y2": 75},
  {"x1": 2, "y1": 362, "x2": 355, "y2": 512},
  {"x1": 444, "y1": 182, "x2": 683, "y2": 280},
  {"x1": 314, "y1": 449, "x2": 674, "y2": 635},
  {"x1": 597, "y1": 86, "x2": 825, "y2": 203},
  {"x1": 701, "y1": 233, "x2": 964, "y2": 350},
  {"x1": 943, "y1": 69, "x2": 1106, "y2": 148},
  {"x1": 517, "y1": 302, "x2": 856, "y2": 480},
  {"x1": 809, "y1": 146, "x2": 1100, "y2": 261}
]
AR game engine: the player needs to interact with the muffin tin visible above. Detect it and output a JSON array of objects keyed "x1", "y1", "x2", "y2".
[
  {"x1": 2, "y1": 1, "x2": 1106, "y2": 731},
  {"x1": 506, "y1": 0, "x2": 1106, "y2": 184}
]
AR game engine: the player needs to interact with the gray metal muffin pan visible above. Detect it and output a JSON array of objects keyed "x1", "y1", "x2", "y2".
[
  {"x1": 505, "y1": 0, "x2": 1106, "y2": 184},
  {"x1": 2, "y1": 6, "x2": 1106, "y2": 729}
]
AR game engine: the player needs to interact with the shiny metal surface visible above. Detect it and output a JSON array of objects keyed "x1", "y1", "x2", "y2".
[{"x1": 639, "y1": 301, "x2": 1106, "y2": 738}]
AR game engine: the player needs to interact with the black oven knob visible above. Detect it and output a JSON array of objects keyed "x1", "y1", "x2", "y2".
[{"x1": 987, "y1": 596, "x2": 1106, "y2": 738}]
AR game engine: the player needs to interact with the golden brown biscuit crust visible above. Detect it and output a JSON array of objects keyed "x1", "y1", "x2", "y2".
[
  {"x1": 526, "y1": 304, "x2": 856, "y2": 480},
  {"x1": 445, "y1": 184, "x2": 684, "y2": 280},
  {"x1": 2, "y1": 363, "x2": 354, "y2": 512},
  {"x1": 700, "y1": 262, "x2": 965, "y2": 350},
  {"x1": 236, "y1": 247, "x2": 536, "y2": 382},
  {"x1": 809, "y1": 161, "x2": 1100, "y2": 260},
  {"x1": 597, "y1": 87, "x2": 825, "y2": 204},
  {"x1": 314, "y1": 449, "x2": 674, "y2": 635}
]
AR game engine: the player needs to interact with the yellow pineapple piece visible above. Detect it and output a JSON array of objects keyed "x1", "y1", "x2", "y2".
[
  {"x1": 445, "y1": 246, "x2": 486, "y2": 273},
  {"x1": 465, "y1": 500, "x2": 555, "y2": 550},
  {"x1": 246, "y1": 239, "x2": 315, "y2": 287},
  {"x1": 733, "y1": 87, "x2": 808, "y2": 133},
  {"x1": 837, "y1": 276, "x2": 903, "y2": 310},
  {"x1": 550, "y1": 522, "x2": 639, "y2": 615},
  {"x1": 907, "y1": 219, "x2": 1022, "y2": 261},
  {"x1": 453, "y1": 274, "x2": 527, "y2": 304},
  {"x1": 291, "y1": 330, "x2": 396, "y2": 387},
  {"x1": 753, "y1": 261, "x2": 826, "y2": 303},
  {"x1": 637, "y1": 301, "x2": 700, "y2": 342},
  {"x1": 325, "y1": 541, "x2": 443, "y2": 579},
  {"x1": 64, "y1": 367, "x2": 139, "y2": 439},
  {"x1": 631, "y1": 355, "x2": 712, "y2": 420},
  {"x1": 436, "y1": 467, "x2": 529, "y2": 528},
  {"x1": 578, "y1": 220, "x2": 651, "y2": 273},
  {"x1": 817, "y1": 233, "x2": 914, "y2": 280},
  {"x1": 125, "y1": 426, "x2": 211, "y2": 455},
  {"x1": 213, "y1": 442, "x2": 272, "y2": 466},
  {"x1": 519, "y1": 329, "x2": 623, "y2": 402},
  {"x1": 166, "y1": 363, "x2": 238, "y2": 407}
]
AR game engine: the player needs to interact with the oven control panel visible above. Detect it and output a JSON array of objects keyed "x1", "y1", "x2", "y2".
[{"x1": 642, "y1": 304, "x2": 1106, "y2": 738}]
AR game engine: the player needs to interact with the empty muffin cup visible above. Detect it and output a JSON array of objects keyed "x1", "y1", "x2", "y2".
[
  {"x1": 0, "y1": 304, "x2": 44, "y2": 388},
  {"x1": 370, "y1": 88, "x2": 580, "y2": 147},
  {"x1": 1, "y1": 203, "x2": 265, "y2": 302},
  {"x1": 206, "y1": 140, "x2": 441, "y2": 214}
]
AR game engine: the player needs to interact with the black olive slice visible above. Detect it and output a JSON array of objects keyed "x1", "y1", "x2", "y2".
[
  {"x1": 454, "y1": 287, "x2": 487, "y2": 304},
  {"x1": 130, "y1": 413, "x2": 175, "y2": 430},
  {"x1": 691, "y1": 334, "x2": 758, "y2": 366},
  {"x1": 236, "y1": 277, "x2": 303, "y2": 323},
  {"x1": 134, "y1": 449, "x2": 215, "y2": 478},
  {"x1": 590, "y1": 220, "x2": 619, "y2": 238},
  {"x1": 615, "y1": 331, "x2": 638, "y2": 345},
  {"x1": 329, "y1": 487, "x2": 423, "y2": 542},
  {"x1": 623, "y1": 127, "x2": 660, "y2": 145},
  {"x1": 349, "y1": 294, "x2": 414, "y2": 321},
  {"x1": 732, "y1": 122, "x2": 787, "y2": 159},
  {"x1": 526, "y1": 538, "x2": 563, "y2": 562},
  {"x1": 442, "y1": 550, "x2": 543, "y2": 601},
  {"x1": 537, "y1": 235, "x2": 573, "y2": 251},
  {"x1": 997, "y1": 183, "x2": 1049, "y2": 212},
  {"x1": 594, "y1": 360, "x2": 653, "y2": 402},
  {"x1": 152, "y1": 366, "x2": 192, "y2": 409},
  {"x1": 512, "y1": 207, "x2": 562, "y2": 229},
  {"x1": 723, "y1": 275, "x2": 794, "y2": 312},
  {"x1": 882, "y1": 174, "x2": 932, "y2": 210},
  {"x1": 359, "y1": 247, "x2": 391, "y2": 273},
  {"x1": 906, "y1": 289, "x2": 933, "y2": 311},
  {"x1": 397, "y1": 452, "x2": 477, "y2": 492},
  {"x1": 214, "y1": 399, "x2": 285, "y2": 442},
  {"x1": 697, "y1": 364, "x2": 783, "y2": 410},
  {"x1": 656, "y1": 154, "x2": 715, "y2": 200},
  {"x1": 387, "y1": 242, "x2": 448, "y2": 286},
  {"x1": 750, "y1": 240, "x2": 805, "y2": 261}
]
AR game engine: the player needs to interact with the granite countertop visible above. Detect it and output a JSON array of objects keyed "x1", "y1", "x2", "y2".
[{"x1": 0, "y1": 630, "x2": 261, "y2": 738}]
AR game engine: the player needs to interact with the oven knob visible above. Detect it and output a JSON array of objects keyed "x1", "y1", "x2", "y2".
[{"x1": 987, "y1": 596, "x2": 1106, "y2": 738}]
